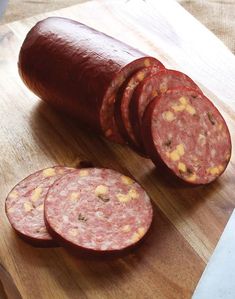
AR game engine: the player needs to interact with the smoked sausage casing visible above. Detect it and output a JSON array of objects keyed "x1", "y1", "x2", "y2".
[{"x1": 18, "y1": 17, "x2": 160, "y2": 143}]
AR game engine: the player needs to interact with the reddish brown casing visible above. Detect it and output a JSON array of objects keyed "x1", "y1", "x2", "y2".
[{"x1": 18, "y1": 17, "x2": 160, "y2": 144}]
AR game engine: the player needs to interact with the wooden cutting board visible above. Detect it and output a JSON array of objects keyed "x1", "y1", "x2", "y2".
[{"x1": 0, "y1": 0, "x2": 235, "y2": 298}]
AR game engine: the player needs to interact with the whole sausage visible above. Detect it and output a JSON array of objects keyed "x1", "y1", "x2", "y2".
[
  {"x1": 18, "y1": 17, "x2": 160, "y2": 144},
  {"x1": 141, "y1": 87, "x2": 231, "y2": 185}
]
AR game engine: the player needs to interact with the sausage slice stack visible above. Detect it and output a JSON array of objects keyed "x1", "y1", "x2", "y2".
[
  {"x1": 18, "y1": 17, "x2": 231, "y2": 185},
  {"x1": 6, "y1": 167, "x2": 153, "y2": 254},
  {"x1": 5, "y1": 166, "x2": 75, "y2": 247}
]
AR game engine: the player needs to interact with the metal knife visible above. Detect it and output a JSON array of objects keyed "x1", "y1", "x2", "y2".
[{"x1": 192, "y1": 209, "x2": 235, "y2": 299}]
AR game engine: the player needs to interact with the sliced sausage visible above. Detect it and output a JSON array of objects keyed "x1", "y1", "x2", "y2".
[
  {"x1": 5, "y1": 166, "x2": 75, "y2": 247},
  {"x1": 44, "y1": 168, "x2": 153, "y2": 256},
  {"x1": 115, "y1": 64, "x2": 164, "y2": 153},
  {"x1": 142, "y1": 88, "x2": 231, "y2": 185},
  {"x1": 131, "y1": 69, "x2": 201, "y2": 152},
  {"x1": 18, "y1": 17, "x2": 161, "y2": 144}
]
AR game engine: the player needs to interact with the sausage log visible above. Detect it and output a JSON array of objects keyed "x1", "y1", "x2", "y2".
[{"x1": 18, "y1": 17, "x2": 160, "y2": 143}]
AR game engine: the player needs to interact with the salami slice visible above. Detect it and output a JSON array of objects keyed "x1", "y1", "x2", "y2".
[
  {"x1": 18, "y1": 17, "x2": 161, "y2": 144},
  {"x1": 131, "y1": 69, "x2": 201, "y2": 152},
  {"x1": 44, "y1": 168, "x2": 153, "y2": 255},
  {"x1": 115, "y1": 64, "x2": 164, "y2": 153},
  {"x1": 5, "y1": 166, "x2": 75, "y2": 247},
  {"x1": 142, "y1": 88, "x2": 231, "y2": 184}
]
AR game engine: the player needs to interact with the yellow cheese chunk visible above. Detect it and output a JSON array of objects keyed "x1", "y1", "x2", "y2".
[
  {"x1": 166, "y1": 143, "x2": 185, "y2": 162},
  {"x1": 186, "y1": 173, "x2": 197, "y2": 182},
  {"x1": 179, "y1": 96, "x2": 188, "y2": 105},
  {"x1": 162, "y1": 111, "x2": 176, "y2": 122},
  {"x1": 117, "y1": 188, "x2": 139, "y2": 203},
  {"x1": 122, "y1": 225, "x2": 131, "y2": 232},
  {"x1": 172, "y1": 97, "x2": 196, "y2": 115},
  {"x1": 117, "y1": 193, "x2": 130, "y2": 203},
  {"x1": 178, "y1": 162, "x2": 186, "y2": 172},
  {"x1": 130, "y1": 227, "x2": 146, "y2": 243},
  {"x1": 131, "y1": 232, "x2": 140, "y2": 243},
  {"x1": 128, "y1": 188, "x2": 139, "y2": 199},
  {"x1": 70, "y1": 192, "x2": 80, "y2": 201},
  {"x1": 172, "y1": 104, "x2": 185, "y2": 112},
  {"x1": 170, "y1": 150, "x2": 180, "y2": 161},
  {"x1": 43, "y1": 168, "x2": 56, "y2": 177},
  {"x1": 24, "y1": 202, "x2": 33, "y2": 212},
  {"x1": 121, "y1": 175, "x2": 134, "y2": 185},
  {"x1": 95, "y1": 185, "x2": 108, "y2": 196},
  {"x1": 137, "y1": 72, "x2": 145, "y2": 81},
  {"x1": 79, "y1": 169, "x2": 89, "y2": 177},
  {"x1": 31, "y1": 187, "x2": 42, "y2": 202},
  {"x1": 138, "y1": 227, "x2": 145, "y2": 237},
  {"x1": 186, "y1": 104, "x2": 196, "y2": 115},
  {"x1": 176, "y1": 144, "x2": 185, "y2": 156},
  {"x1": 144, "y1": 59, "x2": 150, "y2": 67},
  {"x1": 9, "y1": 190, "x2": 18, "y2": 199},
  {"x1": 207, "y1": 165, "x2": 223, "y2": 175}
]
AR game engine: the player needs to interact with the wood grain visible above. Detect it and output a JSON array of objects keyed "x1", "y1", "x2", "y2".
[
  {"x1": 0, "y1": 0, "x2": 234, "y2": 298},
  {"x1": 0, "y1": 264, "x2": 22, "y2": 299}
]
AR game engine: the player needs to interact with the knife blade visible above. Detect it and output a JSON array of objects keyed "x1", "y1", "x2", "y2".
[{"x1": 192, "y1": 209, "x2": 235, "y2": 299}]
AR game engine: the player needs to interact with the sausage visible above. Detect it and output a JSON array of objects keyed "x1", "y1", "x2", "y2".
[
  {"x1": 5, "y1": 166, "x2": 75, "y2": 247},
  {"x1": 130, "y1": 69, "x2": 201, "y2": 152},
  {"x1": 114, "y1": 64, "x2": 164, "y2": 153},
  {"x1": 141, "y1": 88, "x2": 231, "y2": 185},
  {"x1": 18, "y1": 17, "x2": 160, "y2": 144},
  {"x1": 44, "y1": 168, "x2": 153, "y2": 256}
]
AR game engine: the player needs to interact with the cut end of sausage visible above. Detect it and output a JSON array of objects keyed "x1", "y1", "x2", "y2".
[
  {"x1": 5, "y1": 166, "x2": 75, "y2": 247},
  {"x1": 142, "y1": 88, "x2": 231, "y2": 185},
  {"x1": 131, "y1": 69, "x2": 201, "y2": 152},
  {"x1": 114, "y1": 64, "x2": 164, "y2": 154},
  {"x1": 100, "y1": 57, "x2": 163, "y2": 144},
  {"x1": 44, "y1": 168, "x2": 153, "y2": 255}
]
